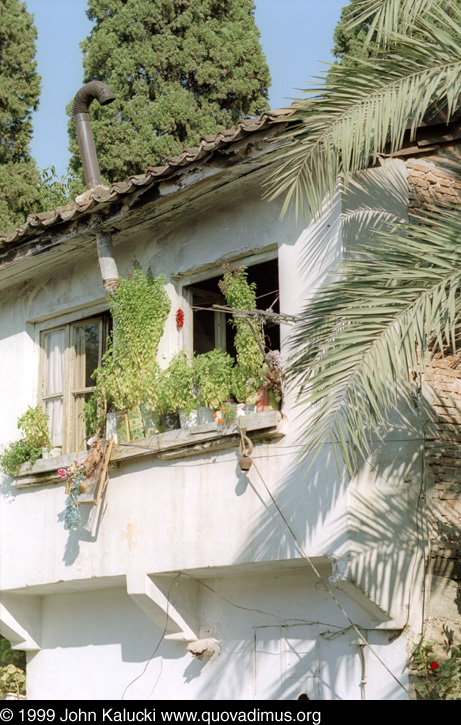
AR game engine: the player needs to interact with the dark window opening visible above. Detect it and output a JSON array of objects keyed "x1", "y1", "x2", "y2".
[{"x1": 189, "y1": 258, "x2": 280, "y2": 357}]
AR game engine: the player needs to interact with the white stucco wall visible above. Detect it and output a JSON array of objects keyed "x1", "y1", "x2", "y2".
[{"x1": 26, "y1": 569, "x2": 409, "y2": 701}]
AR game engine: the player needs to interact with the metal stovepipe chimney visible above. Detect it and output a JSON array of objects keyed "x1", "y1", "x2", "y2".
[{"x1": 72, "y1": 81, "x2": 115, "y2": 189}]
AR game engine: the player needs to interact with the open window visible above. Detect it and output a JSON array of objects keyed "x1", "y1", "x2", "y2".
[
  {"x1": 40, "y1": 314, "x2": 110, "y2": 454},
  {"x1": 188, "y1": 258, "x2": 280, "y2": 357}
]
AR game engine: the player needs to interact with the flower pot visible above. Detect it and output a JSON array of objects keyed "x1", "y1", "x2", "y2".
[
  {"x1": 256, "y1": 388, "x2": 280, "y2": 413},
  {"x1": 162, "y1": 412, "x2": 181, "y2": 431},
  {"x1": 179, "y1": 409, "x2": 199, "y2": 428},
  {"x1": 140, "y1": 404, "x2": 163, "y2": 436},
  {"x1": 197, "y1": 406, "x2": 215, "y2": 425},
  {"x1": 42, "y1": 446, "x2": 62, "y2": 459}
]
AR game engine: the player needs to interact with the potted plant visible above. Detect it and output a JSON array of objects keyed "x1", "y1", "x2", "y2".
[
  {"x1": 155, "y1": 351, "x2": 196, "y2": 430},
  {"x1": 193, "y1": 349, "x2": 234, "y2": 416},
  {"x1": 219, "y1": 262, "x2": 282, "y2": 411},
  {"x1": 0, "y1": 406, "x2": 51, "y2": 477}
]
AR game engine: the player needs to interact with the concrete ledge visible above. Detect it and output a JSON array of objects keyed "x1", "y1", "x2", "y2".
[{"x1": 12, "y1": 410, "x2": 284, "y2": 488}]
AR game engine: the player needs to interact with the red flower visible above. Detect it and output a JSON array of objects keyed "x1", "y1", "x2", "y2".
[
  {"x1": 430, "y1": 661, "x2": 439, "y2": 671},
  {"x1": 175, "y1": 309, "x2": 185, "y2": 329}
]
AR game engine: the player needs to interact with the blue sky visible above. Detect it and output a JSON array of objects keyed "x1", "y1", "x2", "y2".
[{"x1": 25, "y1": 0, "x2": 346, "y2": 179}]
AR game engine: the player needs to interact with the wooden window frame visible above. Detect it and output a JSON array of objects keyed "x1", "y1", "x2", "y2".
[
  {"x1": 39, "y1": 313, "x2": 109, "y2": 454},
  {"x1": 181, "y1": 251, "x2": 280, "y2": 357}
]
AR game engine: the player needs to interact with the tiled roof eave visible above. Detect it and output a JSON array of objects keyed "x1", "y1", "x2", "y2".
[{"x1": 0, "y1": 110, "x2": 292, "y2": 252}]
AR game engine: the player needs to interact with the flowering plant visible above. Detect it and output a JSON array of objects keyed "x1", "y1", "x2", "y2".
[
  {"x1": 410, "y1": 639, "x2": 461, "y2": 699},
  {"x1": 214, "y1": 402, "x2": 237, "y2": 426},
  {"x1": 59, "y1": 462, "x2": 90, "y2": 530}
]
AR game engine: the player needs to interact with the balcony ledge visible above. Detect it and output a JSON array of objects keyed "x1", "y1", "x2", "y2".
[{"x1": 12, "y1": 410, "x2": 285, "y2": 488}]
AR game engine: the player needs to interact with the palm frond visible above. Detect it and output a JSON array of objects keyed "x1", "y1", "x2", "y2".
[
  {"x1": 289, "y1": 207, "x2": 461, "y2": 473},
  {"x1": 265, "y1": 14, "x2": 461, "y2": 221},
  {"x1": 344, "y1": 0, "x2": 443, "y2": 46}
]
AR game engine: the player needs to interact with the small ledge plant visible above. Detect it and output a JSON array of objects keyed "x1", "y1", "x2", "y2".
[{"x1": 0, "y1": 405, "x2": 50, "y2": 477}]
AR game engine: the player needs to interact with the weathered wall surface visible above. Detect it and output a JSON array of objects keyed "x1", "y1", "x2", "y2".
[
  {"x1": 404, "y1": 140, "x2": 461, "y2": 645},
  {"x1": 406, "y1": 148, "x2": 461, "y2": 211},
  {"x1": 25, "y1": 569, "x2": 409, "y2": 701}
]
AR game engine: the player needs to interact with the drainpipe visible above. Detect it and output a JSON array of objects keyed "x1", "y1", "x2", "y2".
[{"x1": 73, "y1": 81, "x2": 119, "y2": 296}]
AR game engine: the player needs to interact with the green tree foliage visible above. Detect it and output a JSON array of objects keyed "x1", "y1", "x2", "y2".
[
  {"x1": 331, "y1": 0, "x2": 377, "y2": 68},
  {"x1": 0, "y1": 0, "x2": 42, "y2": 232},
  {"x1": 0, "y1": 636, "x2": 26, "y2": 698},
  {"x1": 68, "y1": 0, "x2": 271, "y2": 184}
]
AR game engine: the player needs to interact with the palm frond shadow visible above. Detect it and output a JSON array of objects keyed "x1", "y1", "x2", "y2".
[{"x1": 213, "y1": 387, "x2": 454, "y2": 700}]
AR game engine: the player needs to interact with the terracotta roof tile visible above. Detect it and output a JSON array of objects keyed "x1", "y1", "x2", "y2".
[{"x1": 0, "y1": 110, "x2": 291, "y2": 251}]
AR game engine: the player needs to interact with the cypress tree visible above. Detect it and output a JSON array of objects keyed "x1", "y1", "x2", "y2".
[
  {"x1": 0, "y1": 0, "x2": 42, "y2": 232},
  {"x1": 330, "y1": 0, "x2": 375, "y2": 69},
  {"x1": 68, "y1": 0, "x2": 271, "y2": 184}
]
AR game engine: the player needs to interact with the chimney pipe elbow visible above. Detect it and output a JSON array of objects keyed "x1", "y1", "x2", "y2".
[
  {"x1": 72, "y1": 81, "x2": 115, "y2": 189},
  {"x1": 72, "y1": 81, "x2": 115, "y2": 117}
]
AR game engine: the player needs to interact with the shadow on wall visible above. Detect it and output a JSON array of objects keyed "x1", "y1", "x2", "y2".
[
  {"x1": 340, "y1": 160, "x2": 409, "y2": 257},
  {"x1": 204, "y1": 388, "x2": 438, "y2": 699}
]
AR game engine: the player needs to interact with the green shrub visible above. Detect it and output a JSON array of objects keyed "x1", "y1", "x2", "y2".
[
  {"x1": 0, "y1": 636, "x2": 25, "y2": 698},
  {"x1": 0, "y1": 406, "x2": 50, "y2": 477},
  {"x1": 411, "y1": 639, "x2": 461, "y2": 700}
]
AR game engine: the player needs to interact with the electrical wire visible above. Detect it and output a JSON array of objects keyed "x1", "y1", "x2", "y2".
[
  {"x1": 248, "y1": 455, "x2": 411, "y2": 697},
  {"x1": 121, "y1": 573, "x2": 180, "y2": 700}
]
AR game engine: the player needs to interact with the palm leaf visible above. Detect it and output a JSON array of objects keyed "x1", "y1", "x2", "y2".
[
  {"x1": 265, "y1": 14, "x2": 461, "y2": 221},
  {"x1": 344, "y1": 0, "x2": 443, "y2": 46},
  {"x1": 289, "y1": 207, "x2": 461, "y2": 473}
]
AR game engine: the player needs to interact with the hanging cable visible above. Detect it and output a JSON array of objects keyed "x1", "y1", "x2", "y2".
[{"x1": 247, "y1": 455, "x2": 411, "y2": 697}]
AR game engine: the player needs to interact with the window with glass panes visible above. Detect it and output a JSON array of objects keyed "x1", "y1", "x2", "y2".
[{"x1": 40, "y1": 316, "x2": 109, "y2": 453}]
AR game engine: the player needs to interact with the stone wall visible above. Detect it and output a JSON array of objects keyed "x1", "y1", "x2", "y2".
[
  {"x1": 406, "y1": 146, "x2": 461, "y2": 211},
  {"x1": 423, "y1": 355, "x2": 461, "y2": 584},
  {"x1": 404, "y1": 142, "x2": 461, "y2": 639}
]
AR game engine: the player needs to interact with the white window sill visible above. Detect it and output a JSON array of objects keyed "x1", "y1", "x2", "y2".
[{"x1": 12, "y1": 410, "x2": 284, "y2": 488}]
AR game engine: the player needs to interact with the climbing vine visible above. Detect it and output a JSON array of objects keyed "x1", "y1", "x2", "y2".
[{"x1": 92, "y1": 264, "x2": 171, "y2": 413}]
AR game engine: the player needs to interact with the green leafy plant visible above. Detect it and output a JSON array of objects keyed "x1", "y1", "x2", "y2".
[
  {"x1": 219, "y1": 262, "x2": 266, "y2": 377},
  {"x1": 0, "y1": 406, "x2": 50, "y2": 477},
  {"x1": 216, "y1": 402, "x2": 237, "y2": 426},
  {"x1": 154, "y1": 351, "x2": 196, "y2": 417},
  {"x1": 17, "y1": 405, "x2": 50, "y2": 448},
  {"x1": 0, "y1": 636, "x2": 26, "y2": 699},
  {"x1": 411, "y1": 639, "x2": 461, "y2": 700},
  {"x1": 82, "y1": 393, "x2": 107, "y2": 440},
  {"x1": 194, "y1": 349, "x2": 235, "y2": 410},
  {"x1": 218, "y1": 261, "x2": 269, "y2": 404},
  {"x1": 231, "y1": 364, "x2": 265, "y2": 405},
  {"x1": 93, "y1": 265, "x2": 171, "y2": 412}
]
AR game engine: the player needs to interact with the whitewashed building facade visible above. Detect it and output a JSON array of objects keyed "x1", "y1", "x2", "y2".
[{"x1": 0, "y1": 110, "x2": 426, "y2": 701}]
